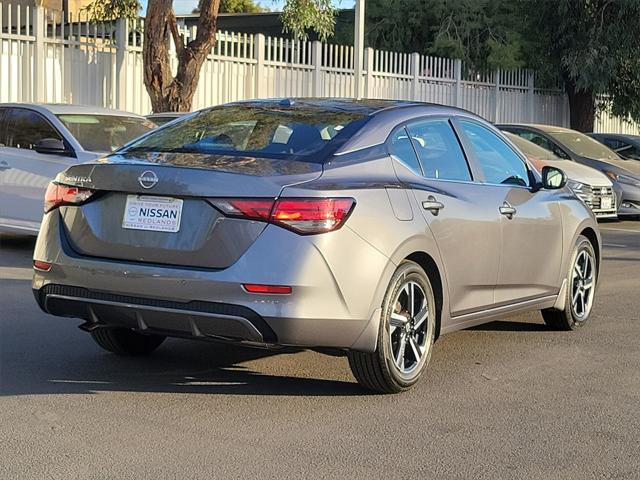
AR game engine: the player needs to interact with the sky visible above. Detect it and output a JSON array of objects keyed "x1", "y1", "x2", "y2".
[{"x1": 139, "y1": 1, "x2": 354, "y2": 15}]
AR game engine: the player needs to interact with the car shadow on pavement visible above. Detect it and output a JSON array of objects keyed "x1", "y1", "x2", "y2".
[
  {"x1": 0, "y1": 325, "x2": 367, "y2": 397},
  {"x1": 1, "y1": 234, "x2": 368, "y2": 397},
  {"x1": 467, "y1": 320, "x2": 550, "y2": 332}
]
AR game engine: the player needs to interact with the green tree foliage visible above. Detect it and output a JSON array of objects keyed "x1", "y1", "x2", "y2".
[
  {"x1": 194, "y1": 0, "x2": 265, "y2": 14},
  {"x1": 519, "y1": 0, "x2": 640, "y2": 131},
  {"x1": 281, "y1": 0, "x2": 335, "y2": 42},
  {"x1": 85, "y1": 0, "x2": 335, "y2": 112},
  {"x1": 365, "y1": 0, "x2": 524, "y2": 70},
  {"x1": 365, "y1": 0, "x2": 640, "y2": 131},
  {"x1": 84, "y1": 0, "x2": 140, "y2": 21}
]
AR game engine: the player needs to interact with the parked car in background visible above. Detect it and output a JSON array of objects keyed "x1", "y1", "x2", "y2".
[
  {"x1": 587, "y1": 133, "x2": 640, "y2": 162},
  {"x1": 0, "y1": 104, "x2": 156, "y2": 235},
  {"x1": 503, "y1": 132, "x2": 617, "y2": 218},
  {"x1": 145, "y1": 112, "x2": 187, "y2": 126},
  {"x1": 499, "y1": 123, "x2": 640, "y2": 217},
  {"x1": 33, "y1": 99, "x2": 601, "y2": 393}
]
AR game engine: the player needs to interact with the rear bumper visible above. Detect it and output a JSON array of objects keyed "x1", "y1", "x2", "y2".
[
  {"x1": 34, "y1": 284, "x2": 277, "y2": 346},
  {"x1": 32, "y1": 212, "x2": 392, "y2": 352}
]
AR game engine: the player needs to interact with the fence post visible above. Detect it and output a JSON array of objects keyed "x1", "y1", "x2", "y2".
[
  {"x1": 254, "y1": 33, "x2": 266, "y2": 98},
  {"x1": 454, "y1": 59, "x2": 462, "y2": 108},
  {"x1": 32, "y1": 6, "x2": 46, "y2": 102},
  {"x1": 312, "y1": 40, "x2": 322, "y2": 97},
  {"x1": 494, "y1": 69, "x2": 501, "y2": 122},
  {"x1": 364, "y1": 47, "x2": 374, "y2": 99},
  {"x1": 114, "y1": 18, "x2": 129, "y2": 111},
  {"x1": 411, "y1": 52, "x2": 420, "y2": 100},
  {"x1": 527, "y1": 70, "x2": 535, "y2": 122}
]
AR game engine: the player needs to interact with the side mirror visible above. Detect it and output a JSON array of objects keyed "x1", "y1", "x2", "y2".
[
  {"x1": 34, "y1": 138, "x2": 71, "y2": 156},
  {"x1": 541, "y1": 165, "x2": 567, "y2": 189}
]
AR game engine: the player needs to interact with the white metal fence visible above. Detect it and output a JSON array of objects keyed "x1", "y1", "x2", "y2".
[{"x1": 0, "y1": 1, "x2": 638, "y2": 134}]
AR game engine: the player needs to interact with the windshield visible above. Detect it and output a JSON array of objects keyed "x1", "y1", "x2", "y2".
[
  {"x1": 57, "y1": 114, "x2": 156, "y2": 153},
  {"x1": 122, "y1": 104, "x2": 368, "y2": 160},
  {"x1": 550, "y1": 131, "x2": 620, "y2": 161}
]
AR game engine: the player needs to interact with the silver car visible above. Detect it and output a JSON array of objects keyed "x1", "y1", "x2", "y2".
[
  {"x1": 33, "y1": 99, "x2": 601, "y2": 393},
  {"x1": 0, "y1": 103, "x2": 155, "y2": 235}
]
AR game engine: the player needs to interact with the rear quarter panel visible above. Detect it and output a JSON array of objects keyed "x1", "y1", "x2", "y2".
[{"x1": 281, "y1": 154, "x2": 452, "y2": 339}]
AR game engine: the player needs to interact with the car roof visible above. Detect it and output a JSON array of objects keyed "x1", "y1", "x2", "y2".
[
  {"x1": 220, "y1": 97, "x2": 472, "y2": 117},
  {"x1": 146, "y1": 112, "x2": 186, "y2": 118},
  {"x1": 0, "y1": 103, "x2": 145, "y2": 118}
]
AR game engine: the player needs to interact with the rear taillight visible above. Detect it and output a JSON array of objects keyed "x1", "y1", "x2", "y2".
[
  {"x1": 210, "y1": 197, "x2": 355, "y2": 235},
  {"x1": 210, "y1": 199, "x2": 273, "y2": 221},
  {"x1": 44, "y1": 182, "x2": 95, "y2": 213},
  {"x1": 271, "y1": 198, "x2": 355, "y2": 234}
]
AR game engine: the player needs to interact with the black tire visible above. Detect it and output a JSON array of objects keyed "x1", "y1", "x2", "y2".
[
  {"x1": 348, "y1": 260, "x2": 437, "y2": 393},
  {"x1": 90, "y1": 328, "x2": 166, "y2": 356},
  {"x1": 542, "y1": 235, "x2": 597, "y2": 330}
]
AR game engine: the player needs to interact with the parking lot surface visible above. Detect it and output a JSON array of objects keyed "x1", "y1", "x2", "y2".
[{"x1": 1, "y1": 222, "x2": 639, "y2": 479}]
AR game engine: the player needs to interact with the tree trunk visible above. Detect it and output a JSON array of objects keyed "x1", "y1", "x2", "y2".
[
  {"x1": 566, "y1": 81, "x2": 595, "y2": 133},
  {"x1": 143, "y1": 0, "x2": 221, "y2": 113}
]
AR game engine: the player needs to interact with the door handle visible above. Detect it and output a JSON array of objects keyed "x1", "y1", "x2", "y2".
[
  {"x1": 0, "y1": 160, "x2": 10, "y2": 170},
  {"x1": 499, "y1": 201, "x2": 517, "y2": 219},
  {"x1": 422, "y1": 196, "x2": 444, "y2": 216}
]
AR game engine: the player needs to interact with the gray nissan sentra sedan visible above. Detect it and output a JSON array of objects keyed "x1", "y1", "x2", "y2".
[{"x1": 32, "y1": 99, "x2": 601, "y2": 393}]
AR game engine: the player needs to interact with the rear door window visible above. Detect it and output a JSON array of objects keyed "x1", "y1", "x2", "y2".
[
  {"x1": 459, "y1": 121, "x2": 530, "y2": 187},
  {"x1": 405, "y1": 119, "x2": 472, "y2": 181},
  {"x1": 5, "y1": 109, "x2": 62, "y2": 150}
]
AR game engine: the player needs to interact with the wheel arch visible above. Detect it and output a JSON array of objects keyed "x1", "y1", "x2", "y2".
[
  {"x1": 579, "y1": 226, "x2": 600, "y2": 275},
  {"x1": 404, "y1": 251, "x2": 445, "y2": 339}
]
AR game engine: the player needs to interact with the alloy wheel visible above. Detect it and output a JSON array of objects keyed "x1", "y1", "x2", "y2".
[
  {"x1": 571, "y1": 249, "x2": 595, "y2": 320},
  {"x1": 389, "y1": 280, "x2": 431, "y2": 375}
]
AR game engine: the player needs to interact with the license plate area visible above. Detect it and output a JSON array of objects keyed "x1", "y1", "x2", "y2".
[
  {"x1": 122, "y1": 195, "x2": 183, "y2": 233},
  {"x1": 600, "y1": 196, "x2": 613, "y2": 210}
]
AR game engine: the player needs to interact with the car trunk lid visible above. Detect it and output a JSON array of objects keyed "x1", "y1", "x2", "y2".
[{"x1": 56, "y1": 153, "x2": 322, "y2": 269}]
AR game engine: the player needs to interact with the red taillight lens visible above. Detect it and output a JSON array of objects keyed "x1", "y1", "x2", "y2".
[
  {"x1": 243, "y1": 284, "x2": 292, "y2": 294},
  {"x1": 210, "y1": 197, "x2": 355, "y2": 235},
  {"x1": 271, "y1": 198, "x2": 355, "y2": 234},
  {"x1": 209, "y1": 199, "x2": 274, "y2": 221},
  {"x1": 44, "y1": 182, "x2": 95, "y2": 213}
]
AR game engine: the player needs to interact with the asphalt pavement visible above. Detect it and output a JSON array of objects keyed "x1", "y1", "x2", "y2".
[{"x1": 1, "y1": 222, "x2": 639, "y2": 479}]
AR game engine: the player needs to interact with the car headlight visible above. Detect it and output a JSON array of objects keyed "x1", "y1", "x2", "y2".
[
  {"x1": 567, "y1": 180, "x2": 593, "y2": 204},
  {"x1": 605, "y1": 171, "x2": 640, "y2": 187},
  {"x1": 567, "y1": 180, "x2": 586, "y2": 191}
]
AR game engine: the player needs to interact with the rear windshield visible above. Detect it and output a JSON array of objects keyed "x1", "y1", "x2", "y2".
[
  {"x1": 121, "y1": 104, "x2": 368, "y2": 161},
  {"x1": 58, "y1": 114, "x2": 156, "y2": 153},
  {"x1": 550, "y1": 131, "x2": 620, "y2": 161}
]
